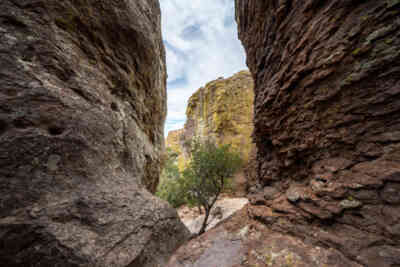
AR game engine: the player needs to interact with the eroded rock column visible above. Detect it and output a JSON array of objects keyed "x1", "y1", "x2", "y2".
[{"x1": 236, "y1": 1, "x2": 400, "y2": 265}]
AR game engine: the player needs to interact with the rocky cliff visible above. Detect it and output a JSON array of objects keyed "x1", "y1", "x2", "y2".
[
  {"x1": 166, "y1": 129, "x2": 184, "y2": 155},
  {"x1": 170, "y1": 71, "x2": 255, "y2": 194},
  {"x1": 165, "y1": 128, "x2": 186, "y2": 170},
  {"x1": 235, "y1": 0, "x2": 400, "y2": 266},
  {"x1": 182, "y1": 71, "x2": 254, "y2": 161},
  {"x1": 0, "y1": 0, "x2": 189, "y2": 266}
]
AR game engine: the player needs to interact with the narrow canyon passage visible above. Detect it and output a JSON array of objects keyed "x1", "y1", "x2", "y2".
[
  {"x1": 0, "y1": 0, "x2": 399, "y2": 266},
  {"x1": 168, "y1": 0, "x2": 400, "y2": 266}
]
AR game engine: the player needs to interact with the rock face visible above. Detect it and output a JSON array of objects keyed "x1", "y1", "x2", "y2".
[
  {"x1": 182, "y1": 71, "x2": 254, "y2": 161},
  {"x1": 166, "y1": 129, "x2": 184, "y2": 155},
  {"x1": 174, "y1": 70, "x2": 255, "y2": 194},
  {"x1": 236, "y1": 0, "x2": 400, "y2": 266},
  {"x1": 168, "y1": 205, "x2": 361, "y2": 267},
  {"x1": 0, "y1": 0, "x2": 189, "y2": 266},
  {"x1": 165, "y1": 128, "x2": 186, "y2": 170}
]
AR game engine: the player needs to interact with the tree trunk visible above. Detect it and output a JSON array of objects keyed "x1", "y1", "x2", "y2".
[
  {"x1": 198, "y1": 207, "x2": 210, "y2": 235},
  {"x1": 197, "y1": 204, "x2": 203, "y2": 214},
  {"x1": 236, "y1": 0, "x2": 400, "y2": 265}
]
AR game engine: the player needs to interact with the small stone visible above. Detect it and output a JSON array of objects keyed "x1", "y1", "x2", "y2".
[
  {"x1": 311, "y1": 180, "x2": 325, "y2": 192},
  {"x1": 249, "y1": 186, "x2": 259, "y2": 194},
  {"x1": 211, "y1": 206, "x2": 223, "y2": 219},
  {"x1": 237, "y1": 225, "x2": 249, "y2": 239},
  {"x1": 286, "y1": 188, "x2": 301, "y2": 203},
  {"x1": 263, "y1": 186, "x2": 279, "y2": 200},
  {"x1": 47, "y1": 154, "x2": 61, "y2": 172},
  {"x1": 381, "y1": 183, "x2": 400, "y2": 204},
  {"x1": 340, "y1": 199, "x2": 362, "y2": 209},
  {"x1": 388, "y1": 223, "x2": 400, "y2": 236},
  {"x1": 29, "y1": 206, "x2": 42, "y2": 219}
]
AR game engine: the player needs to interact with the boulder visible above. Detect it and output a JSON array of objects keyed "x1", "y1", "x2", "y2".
[{"x1": 0, "y1": 0, "x2": 189, "y2": 266}]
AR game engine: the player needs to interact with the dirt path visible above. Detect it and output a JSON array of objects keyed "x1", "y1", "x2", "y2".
[{"x1": 178, "y1": 197, "x2": 248, "y2": 234}]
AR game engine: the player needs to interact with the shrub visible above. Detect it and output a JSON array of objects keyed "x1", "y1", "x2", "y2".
[
  {"x1": 156, "y1": 148, "x2": 186, "y2": 208},
  {"x1": 181, "y1": 140, "x2": 242, "y2": 235}
]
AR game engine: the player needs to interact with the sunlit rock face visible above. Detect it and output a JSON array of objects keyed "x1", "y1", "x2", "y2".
[
  {"x1": 166, "y1": 129, "x2": 184, "y2": 155},
  {"x1": 0, "y1": 0, "x2": 189, "y2": 266},
  {"x1": 167, "y1": 71, "x2": 255, "y2": 194},
  {"x1": 165, "y1": 128, "x2": 186, "y2": 170},
  {"x1": 236, "y1": 0, "x2": 400, "y2": 266},
  {"x1": 183, "y1": 71, "x2": 254, "y2": 161}
]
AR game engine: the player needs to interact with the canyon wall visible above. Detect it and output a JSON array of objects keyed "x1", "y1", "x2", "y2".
[
  {"x1": 182, "y1": 71, "x2": 254, "y2": 161},
  {"x1": 165, "y1": 128, "x2": 186, "y2": 170},
  {"x1": 0, "y1": 0, "x2": 189, "y2": 266},
  {"x1": 236, "y1": 0, "x2": 400, "y2": 266},
  {"x1": 167, "y1": 71, "x2": 255, "y2": 194},
  {"x1": 166, "y1": 129, "x2": 184, "y2": 155}
]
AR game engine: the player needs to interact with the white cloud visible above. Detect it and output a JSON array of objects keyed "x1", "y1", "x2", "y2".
[{"x1": 160, "y1": 0, "x2": 247, "y2": 135}]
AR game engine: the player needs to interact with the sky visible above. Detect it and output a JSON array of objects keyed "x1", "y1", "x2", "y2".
[{"x1": 159, "y1": 0, "x2": 247, "y2": 135}]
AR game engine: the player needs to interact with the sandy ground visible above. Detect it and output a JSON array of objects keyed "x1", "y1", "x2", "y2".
[{"x1": 178, "y1": 196, "x2": 248, "y2": 234}]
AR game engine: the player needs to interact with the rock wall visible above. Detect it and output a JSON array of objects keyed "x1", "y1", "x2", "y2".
[
  {"x1": 165, "y1": 128, "x2": 186, "y2": 170},
  {"x1": 236, "y1": 0, "x2": 400, "y2": 266},
  {"x1": 182, "y1": 71, "x2": 254, "y2": 160},
  {"x1": 175, "y1": 70, "x2": 255, "y2": 194},
  {"x1": 166, "y1": 129, "x2": 184, "y2": 155},
  {"x1": 0, "y1": 0, "x2": 189, "y2": 266}
]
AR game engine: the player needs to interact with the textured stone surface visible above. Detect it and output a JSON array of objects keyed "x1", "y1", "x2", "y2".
[
  {"x1": 165, "y1": 128, "x2": 186, "y2": 170},
  {"x1": 182, "y1": 71, "x2": 254, "y2": 160},
  {"x1": 168, "y1": 206, "x2": 360, "y2": 267},
  {"x1": 170, "y1": 71, "x2": 255, "y2": 194},
  {"x1": 236, "y1": 0, "x2": 400, "y2": 266},
  {"x1": 166, "y1": 129, "x2": 184, "y2": 155},
  {"x1": 0, "y1": 0, "x2": 189, "y2": 266}
]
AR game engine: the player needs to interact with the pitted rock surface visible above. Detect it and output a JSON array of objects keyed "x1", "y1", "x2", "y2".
[
  {"x1": 236, "y1": 0, "x2": 400, "y2": 266},
  {"x1": 0, "y1": 0, "x2": 189, "y2": 266}
]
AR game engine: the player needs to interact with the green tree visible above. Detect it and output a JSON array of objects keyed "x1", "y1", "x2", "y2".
[
  {"x1": 156, "y1": 148, "x2": 186, "y2": 208},
  {"x1": 182, "y1": 140, "x2": 242, "y2": 235}
]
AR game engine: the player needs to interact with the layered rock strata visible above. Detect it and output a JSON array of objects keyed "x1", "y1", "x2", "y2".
[
  {"x1": 0, "y1": 0, "x2": 189, "y2": 266},
  {"x1": 236, "y1": 0, "x2": 400, "y2": 266}
]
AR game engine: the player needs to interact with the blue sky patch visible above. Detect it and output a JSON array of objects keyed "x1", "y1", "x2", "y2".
[{"x1": 160, "y1": 0, "x2": 247, "y2": 135}]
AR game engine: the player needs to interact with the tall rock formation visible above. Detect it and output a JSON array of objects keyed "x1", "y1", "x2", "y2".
[
  {"x1": 170, "y1": 71, "x2": 255, "y2": 194},
  {"x1": 166, "y1": 129, "x2": 184, "y2": 155},
  {"x1": 0, "y1": 0, "x2": 189, "y2": 266},
  {"x1": 165, "y1": 129, "x2": 186, "y2": 170},
  {"x1": 182, "y1": 71, "x2": 254, "y2": 160},
  {"x1": 236, "y1": 0, "x2": 400, "y2": 266}
]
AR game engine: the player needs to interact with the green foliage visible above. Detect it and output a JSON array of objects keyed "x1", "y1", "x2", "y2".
[
  {"x1": 181, "y1": 140, "x2": 242, "y2": 234},
  {"x1": 156, "y1": 141, "x2": 242, "y2": 235},
  {"x1": 156, "y1": 148, "x2": 186, "y2": 208},
  {"x1": 182, "y1": 141, "x2": 241, "y2": 206}
]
